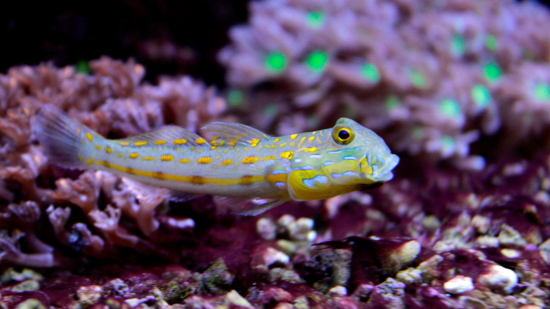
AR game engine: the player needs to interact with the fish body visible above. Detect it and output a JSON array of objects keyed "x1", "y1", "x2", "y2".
[{"x1": 34, "y1": 104, "x2": 399, "y2": 215}]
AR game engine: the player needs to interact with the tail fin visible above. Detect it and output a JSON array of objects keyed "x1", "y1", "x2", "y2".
[{"x1": 34, "y1": 104, "x2": 90, "y2": 168}]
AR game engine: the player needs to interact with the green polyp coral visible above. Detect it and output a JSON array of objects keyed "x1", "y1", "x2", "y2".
[
  {"x1": 534, "y1": 83, "x2": 550, "y2": 102},
  {"x1": 362, "y1": 63, "x2": 381, "y2": 83},
  {"x1": 307, "y1": 50, "x2": 329, "y2": 73},
  {"x1": 451, "y1": 34, "x2": 466, "y2": 57},
  {"x1": 227, "y1": 89, "x2": 244, "y2": 107},
  {"x1": 484, "y1": 62, "x2": 502, "y2": 83},
  {"x1": 385, "y1": 95, "x2": 400, "y2": 112},
  {"x1": 442, "y1": 136, "x2": 456, "y2": 154},
  {"x1": 264, "y1": 103, "x2": 278, "y2": 117},
  {"x1": 76, "y1": 60, "x2": 91, "y2": 75},
  {"x1": 265, "y1": 52, "x2": 288, "y2": 74},
  {"x1": 486, "y1": 34, "x2": 498, "y2": 52},
  {"x1": 408, "y1": 69, "x2": 427, "y2": 89},
  {"x1": 471, "y1": 84, "x2": 492, "y2": 108},
  {"x1": 440, "y1": 99, "x2": 461, "y2": 118},
  {"x1": 307, "y1": 11, "x2": 325, "y2": 28},
  {"x1": 412, "y1": 127, "x2": 424, "y2": 139}
]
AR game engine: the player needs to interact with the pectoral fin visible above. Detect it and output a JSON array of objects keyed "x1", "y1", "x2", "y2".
[
  {"x1": 232, "y1": 199, "x2": 287, "y2": 216},
  {"x1": 214, "y1": 196, "x2": 287, "y2": 216}
]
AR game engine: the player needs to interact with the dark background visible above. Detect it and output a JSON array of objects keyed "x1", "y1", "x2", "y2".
[{"x1": 1, "y1": 0, "x2": 548, "y2": 88}]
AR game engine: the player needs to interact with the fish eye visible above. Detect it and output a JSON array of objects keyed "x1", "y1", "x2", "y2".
[{"x1": 332, "y1": 125, "x2": 355, "y2": 145}]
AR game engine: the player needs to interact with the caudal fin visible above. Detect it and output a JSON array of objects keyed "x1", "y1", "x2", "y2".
[{"x1": 34, "y1": 104, "x2": 89, "y2": 168}]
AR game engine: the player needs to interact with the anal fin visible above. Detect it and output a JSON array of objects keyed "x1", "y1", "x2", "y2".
[{"x1": 232, "y1": 199, "x2": 288, "y2": 216}]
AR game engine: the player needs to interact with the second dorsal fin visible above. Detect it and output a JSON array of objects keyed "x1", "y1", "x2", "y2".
[
  {"x1": 116, "y1": 126, "x2": 210, "y2": 147},
  {"x1": 202, "y1": 122, "x2": 270, "y2": 146}
]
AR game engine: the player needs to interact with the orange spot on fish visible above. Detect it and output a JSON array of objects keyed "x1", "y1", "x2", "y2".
[
  {"x1": 105, "y1": 146, "x2": 112, "y2": 154},
  {"x1": 135, "y1": 141, "x2": 148, "y2": 146},
  {"x1": 161, "y1": 154, "x2": 174, "y2": 161},
  {"x1": 195, "y1": 137, "x2": 207, "y2": 145},
  {"x1": 197, "y1": 157, "x2": 212, "y2": 164},
  {"x1": 152, "y1": 171, "x2": 166, "y2": 180},
  {"x1": 86, "y1": 157, "x2": 94, "y2": 164},
  {"x1": 129, "y1": 153, "x2": 140, "y2": 159},
  {"x1": 291, "y1": 134, "x2": 298, "y2": 139},
  {"x1": 242, "y1": 156, "x2": 259, "y2": 164},
  {"x1": 280, "y1": 151, "x2": 294, "y2": 159},
  {"x1": 180, "y1": 158, "x2": 190, "y2": 164},
  {"x1": 155, "y1": 140, "x2": 167, "y2": 145},
  {"x1": 86, "y1": 133, "x2": 93, "y2": 142},
  {"x1": 240, "y1": 175, "x2": 256, "y2": 185},
  {"x1": 250, "y1": 139, "x2": 260, "y2": 147},
  {"x1": 267, "y1": 174, "x2": 287, "y2": 183},
  {"x1": 190, "y1": 176, "x2": 206, "y2": 185},
  {"x1": 222, "y1": 159, "x2": 232, "y2": 166},
  {"x1": 174, "y1": 139, "x2": 187, "y2": 145}
]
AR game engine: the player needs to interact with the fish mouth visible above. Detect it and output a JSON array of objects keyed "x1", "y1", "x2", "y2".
[{"x1": 360, "y1": 153, "x2": 400, "y2": 182}]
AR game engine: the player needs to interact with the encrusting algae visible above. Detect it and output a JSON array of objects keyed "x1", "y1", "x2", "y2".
[{"x1": 34, "y1": 104, "x2": 399, "y2": 215}]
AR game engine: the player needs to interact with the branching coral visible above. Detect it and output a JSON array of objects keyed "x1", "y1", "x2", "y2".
[
  {"x1": 0, "y1": 56, "x2": 231, "y2": 268},
  {"x1": 220, "y1": 0, "x2": 550, "y2": 169}
]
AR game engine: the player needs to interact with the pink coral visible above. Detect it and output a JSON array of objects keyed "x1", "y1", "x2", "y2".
[{"x1": 220, "y1": 0, "x2": 550, "y2": 170}]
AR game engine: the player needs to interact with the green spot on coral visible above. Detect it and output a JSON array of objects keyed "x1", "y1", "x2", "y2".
[
  {"x1": 451, "y1": 34, "x2": 465, "y2": 56},
  {"x1": 409, "y1": 70, "x2": 427, "y2": 89},
  {"x1": 76, "y1": 60, "x2": 91, "y2": 75},
  {"x1": 385, "y1": 95, "x2": 400, "y2": 112},
  {"x1": 440, "y1": 99, "x2": 461, "y2": 117},
  {"x1": 265, "y1": 103, "x2": 278, "y2": 117},
  {"x1": 362, "y1": 63, "x2": 380, "y2": 83},
  {"x1": 412, "y1": 127, "x2": 424, "y2": 139},
  {"x1": 307, "y1": 11, "x2": 325, "y2": 28},
  {"x1": 227, "y1": 89, "x2": 244, "y2": 107},
  {"x1": 535, "y1": 83, "x2": 550, "y2": 102},
  {"x1": 343, "y1": 106, "x2": 355, "y2": 118},
  {"x1": 486, "y1": 35, "x2": 498, "y2": 52},
  {"x1": 484, "y1": 62, "x2": 502, "y2": 83},
  {"x1": 307, "y1": 50, "x2": 329, "y2": 73},
  {"x1": 442, "y1": 136, "x2": 456, "y2": 153},
  {"x1": 266, "y1": 52, "x2": 288, "y2": 74},
  {"x1": 307, "y1": 116, "x2": 320, "y2": 128},
  {"x1": 471, "y1": 85, "x2": 491, "y2": 108}
]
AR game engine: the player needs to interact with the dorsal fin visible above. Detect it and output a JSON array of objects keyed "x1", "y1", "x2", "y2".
[
  {"x1": 116, "y1": 126, "x2": 210, "y2": 147},
  {"x1": 202, "y1": 122, "x2": 270, "y2": 146}
]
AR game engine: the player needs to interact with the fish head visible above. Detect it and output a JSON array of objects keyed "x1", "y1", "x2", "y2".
[
  {"x1": 330, "y1": 118, "x2": 400, "y2": 183},
  {"x1": 286, "y1": 118, "x2": 399, "y2": 201}
]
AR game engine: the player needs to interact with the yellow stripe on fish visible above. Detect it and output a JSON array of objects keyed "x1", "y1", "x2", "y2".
[{"x1": 34, "y1": 104, "x2": 399, "y2": 215}]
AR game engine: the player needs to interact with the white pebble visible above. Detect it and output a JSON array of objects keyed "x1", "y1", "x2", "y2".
[
  {"x1": 443, "y1": 275, "x2": 474, "y2": 294},
  {"x1": 328, "y1": 285, "x2": 347, "y2": 296},
  {"x1": 478, "y1": 264, "x2": 518, "y2": 293},
  {"x1": 264, "y1": 247, "x2": 290, "y2": 267},
  {"x1": 257, "y1": 218, "x2": 277, "y2": 240}
]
